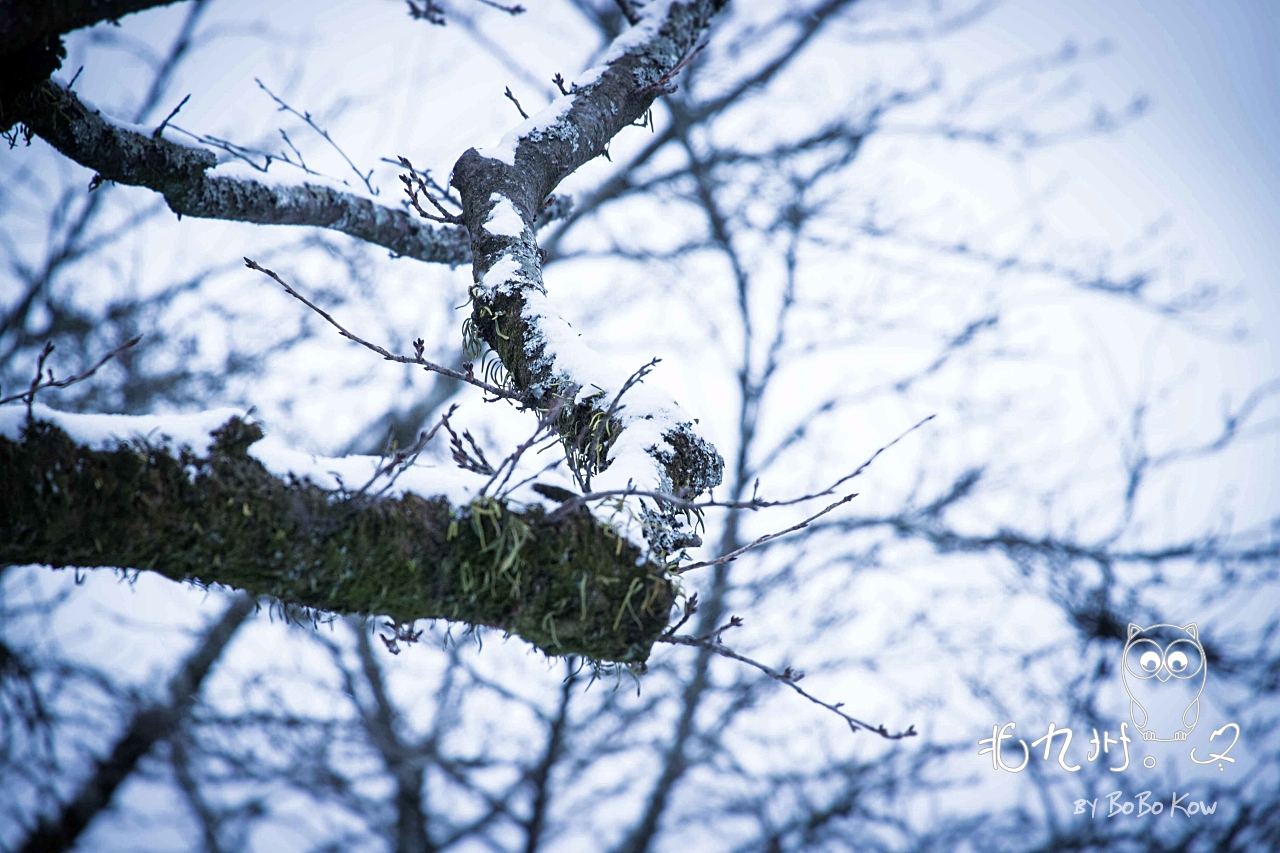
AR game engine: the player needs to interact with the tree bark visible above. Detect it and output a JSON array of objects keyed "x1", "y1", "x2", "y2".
[
  {"x1": 0, "y1": 0, "x2": 187, "y2": 56},
  {"x1": 8, "y1": 80, "x2": 472, "y2": 265},
  {"x1": 1, "y1": 416, "x2": 674, "y2": 663},
  {"x1": 0, "y1": 0, "x2": 191, "y2": 131}
]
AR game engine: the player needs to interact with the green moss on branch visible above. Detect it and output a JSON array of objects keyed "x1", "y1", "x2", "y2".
[{"x1": 0, "y1": 417, "x2": 674, "y2": 663}]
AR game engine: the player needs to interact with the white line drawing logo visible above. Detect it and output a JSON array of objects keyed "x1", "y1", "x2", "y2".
[{"x1": 1121, "y1": 623, "x2": 1207, "y2": 742}]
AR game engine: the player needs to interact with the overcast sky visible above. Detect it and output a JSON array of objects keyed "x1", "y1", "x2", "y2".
[{"x1": 997, "y1": 0, "x2": 1278, "y2": 352}]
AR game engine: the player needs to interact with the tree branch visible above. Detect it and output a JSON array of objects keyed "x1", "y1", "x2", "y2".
[
  {"x1": 658, "y1": 628, "x2": 917, "y2": 739},
  {"x1": 10, "y1": 80, "x2": 471, "y2": 266},
  {"x1": 450, "y1": 0, "x2": 730, "y2": 555},
  {"x1": 0, "y1": 0, "x2": 189, "y2": 57},
  {"x1": 0, "y1": 414, "x2": 674, "y2": 663}
]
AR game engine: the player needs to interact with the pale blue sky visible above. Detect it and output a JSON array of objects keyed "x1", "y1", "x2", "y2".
[{"x1": 998, "y1": 0, "x2": 1279, "y2": 352}]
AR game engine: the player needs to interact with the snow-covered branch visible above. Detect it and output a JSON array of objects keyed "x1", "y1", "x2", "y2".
[
  {"x1": 0, "y1": 405, "x2": 674, "y2": 663},
  {"x1": 450, "y1": 0, "x2": 729, "y2": 556},
  {"x1": 9, "y1": 80, "x2": 472, "y2": 266}
]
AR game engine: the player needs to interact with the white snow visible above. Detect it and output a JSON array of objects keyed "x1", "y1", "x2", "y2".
[
  {"x1": 520, "y1": 288, "x2": 687, "y2": 501},
  {"x1": 484, "y1": 194, "x2": 526, "y2": 238},
  {"x1": 1, "y1": 403, "x2": 248, "y2": 456},
  {"x1": 602, "y1": 0, "x2": 679, "y2": 65},
  {"x1": 480, "y1": 255, "x2": 524, "y2": 292},
  {"x1": 248, "y1": 433, "x2": 482, "y2": 505},
  {"x1": 574, "y1": 0, "x2": 679, "y2": 90},
  {"x1": 82, "y1": 92, "x2": 213, "y2": 155},
  {"x1": 0, "y1": 403, "x2": 579, "y2": 513},
  {"x1": 477, "y1": 94, "x2": 577, "y2": 167}
]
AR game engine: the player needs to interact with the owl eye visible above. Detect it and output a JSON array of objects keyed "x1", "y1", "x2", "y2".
[
  {"x1": 1126, "y1": 638, "x2": 1162, "y2": 679},
  {"x1": 1165, "y1": 638, "x2": 1204, "y2": 679}
]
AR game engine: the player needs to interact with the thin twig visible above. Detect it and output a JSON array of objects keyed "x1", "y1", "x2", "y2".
[
  {"x1": 571, "y1": 358, "x2": 660, "y2": 488},
  {"x1": 636, "y1": 42, "x2": 706, "y2": 97},
  {"x1": 503, "y1": 87, "x2": 529, "y2": 119},
  {"x1": 243, "y1": 259, "x2": 527, "y2": 403},
  {"x1": 1, "y1": 337, "x2": 142, "y2": 410},
  {"x1": 553, "y1": 414, "x2": 934, "y2": 517},
  {"x1": 167, "y1": 125, "x2": 351, "y2": 186},
  {"x1": 658, "y1": 629, "x2": 917, "y2": 739},
  {"x1": 397, "y1": 156, "x2": 464, "y2": 224},
  {"x1": 475, "y1": 0, "x2": 526, "y2": 14},
  {"x1": 658, "y1": 593, "x2": 699, "y2": 640},
  {"x1": 348, "y1": 404, "x2": 457, "y2": 503},
  {"x1": 795, "y1": 414, "x2": 935, "y2": 506},
  {"x1": 674, "y1": 493, "x2": 858, "y2": 573},
  {"x1": 152, "y1": 94, "x2": 189, "y2": 139},
  {"x1": 484, "y1": 398, "x2": 567, "y2": 496},
  {"x1": 255, "y1": 78, "x2": 379, "y2": 195},
  {"x1": 440, "y1": 409, "x2": 497, "y2": 475}
]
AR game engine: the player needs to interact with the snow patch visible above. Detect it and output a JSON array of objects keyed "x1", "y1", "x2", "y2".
[
  {"x1": 484, "y1": 194, "x2": 526, "y2": 238},
  {"x1": 480, "y1": 256, "x2": 523, "y2": 292},
  {"x1": 477, "y1": 94, "x2": 577, "y2": 166},
  {"x1": 1, "y1": 403, "x2": 248, "y2": 456},
  {"x1": 575, "y1": 0, "x2": 679, "y2": 90},
  {"x1": 247, "y1": 434, "x2": 483, "y2": 505},
  {"x1": 76, "y1": 89, "x2": 215, "y2": 156},
  {"x1": 603, "y1": 0, "x2": 679, "y2": 64},
  {"x1": 520, "y1": 289, "x2": 688, "y2": 498},
  {"x1": 1, "y1": 403, "x2": 580, "y2": 512}
]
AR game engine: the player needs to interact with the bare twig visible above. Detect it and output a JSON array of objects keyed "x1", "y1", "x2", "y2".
[
  {"x1": 397, "y1": 156, "x2": 464, "y2": 225},
  {"x1": 347, "y1": 404, "x2": 458, "y2": 503},
  {"x1": 658, "y1": 592, "x2": 699, "y2": 640},
  {"x1": 674, "y1": 492, "x2": 858, "y2": 573},
  {"x1": 256, "y1": 79, "x2": 379, "y2": 195},
  {"x1": 1, "y1": 337, "x2": 142, "y2": 410},
  {"x1": 552, "y1": 415, "x2": 931, "y2": 519},
  {"x1": 484, "y1": 397, "x2": 567, "y2": 496},
  {"x1": 636, "y1": 42, "x2": 706, "y2": 97},
  {"x1": 405, "y1": 0, "x2": 446, "y2": 25},
  {"x1": 503, "y1": 86, "x2": 529, "y2": 120},
  {"x1": 439, "y1": 408, "x2": 497, "y2": 476},
  {"x1": 243, "y1": 259, "x2": 526, "y2": 402},
  {"x1": 569, "y1": 358, "x2": 660, "y2": 488},
  {"x1": 166, "y1": 124, "x2": 351, "y2": 185},
  {"x1": 475, "y1": 0, "x2": 526, "y2": 14},
  {"x1": 789, "y1": 414, "x2": 935, "y2": 506},
  {"x1": 659, "y1": 628, "x2": 917, "y2": 739},
  {"x1": 151, "y1": 94, "x2": 189, "y2": 139}
]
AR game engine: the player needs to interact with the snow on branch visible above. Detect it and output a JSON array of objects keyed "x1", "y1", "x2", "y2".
[
  {"x1": 0, "y1": 403, "x2": 675, "y2": 664},
  {"x1": 449, "y1": 0, "x2": 730, "y2": 558},
  {"x1": 9, "y1": 81, "x2": 472, "y2": 266}
]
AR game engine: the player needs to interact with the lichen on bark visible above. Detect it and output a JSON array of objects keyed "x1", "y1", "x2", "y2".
[{"x1": 0, "y1": 416, "x2": 675, "y2": 663}]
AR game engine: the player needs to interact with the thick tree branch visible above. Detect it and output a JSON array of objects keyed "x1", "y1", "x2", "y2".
[
  {"x1": 0, "y1": 415, "x2": 674, "y2": 663},
  {"x1": 451, "y1": 0, "x2": 729, "y2": 554},
  {"x1": 10, "y1": 81, "x2": 472, "y2": 266},
  {"x1": 0, "y1": 0, "x2": 187, "y2": 56},
  {"x1": 16, "y1": 591, "x2": 253, "y2": 853},
  {"x1": 0, "y1": 0, "x2": 191, "y2": 131}
]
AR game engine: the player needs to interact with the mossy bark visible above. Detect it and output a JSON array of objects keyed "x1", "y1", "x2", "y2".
[{"x1": 0, "y1": 417, "x2": 675, "y2": 663}]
